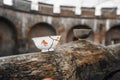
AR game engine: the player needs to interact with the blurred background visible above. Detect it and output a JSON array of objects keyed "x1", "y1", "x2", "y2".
[{"x1": 0, "y1": 0, "x2": 120, "y2": 56}]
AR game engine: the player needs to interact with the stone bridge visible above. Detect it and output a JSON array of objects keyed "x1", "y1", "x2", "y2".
[{"x1": 0, "y1": 0, "x2": 120, "y2": 56}]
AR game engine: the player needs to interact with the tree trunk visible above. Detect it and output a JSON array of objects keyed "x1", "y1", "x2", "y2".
[{"x1": 0, "y1": 40, "x2": 120, "y2": 80}]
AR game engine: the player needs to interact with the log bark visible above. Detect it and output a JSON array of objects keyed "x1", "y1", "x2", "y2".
[
  {"x1": 0, "y1": 40, "x2": 120, "y2": 80},
  {"x1": 107, "y1": 44, "x2": 120, "y2": 59}
]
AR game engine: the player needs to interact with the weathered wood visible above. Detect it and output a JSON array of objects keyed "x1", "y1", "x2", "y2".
[
  {"x1": 0, "y1": 40, "x2": 120, "y2": 80},
  {"x1": 107, "y1": 44, "x2": 120, "y2": 59}
]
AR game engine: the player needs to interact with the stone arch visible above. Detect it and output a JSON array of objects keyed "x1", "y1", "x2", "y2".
[
  {"x1": 0, "y1": 17, "x2": 18, "y2": 56},
  {"x1": 105, "y1": 24, "x2": 120, "y2": 45},
  {"x1": 103, "y1": 70, "x2": 120, "y2": 80},
  {"x1": 66, "y1": 24, "x2": 94, "y2": 42},
  {"x1": 28, "y1": 22, "x2": 56, "y2": 52}
]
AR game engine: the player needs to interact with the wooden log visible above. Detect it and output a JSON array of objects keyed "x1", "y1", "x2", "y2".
[
  {"x1": 0, "y1": 40, "x2": 119, "y2": 80},
  {"x1": 107, "y1": 44, "x2": 120, "y2": 59}
]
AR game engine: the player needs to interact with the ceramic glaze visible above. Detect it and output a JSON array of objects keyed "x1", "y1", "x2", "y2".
[{"x1": 32, "y1": 35, "x2": 61, "y2": 52}]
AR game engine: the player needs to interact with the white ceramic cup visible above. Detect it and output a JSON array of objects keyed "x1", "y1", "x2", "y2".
[{"x1": 32, "y1": 35, "x2": 61, "y2": 52}]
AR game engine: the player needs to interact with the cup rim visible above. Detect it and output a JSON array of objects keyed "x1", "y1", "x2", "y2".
[{"x1": 32, "y1": 35, "x2": 61, "y2": 39}]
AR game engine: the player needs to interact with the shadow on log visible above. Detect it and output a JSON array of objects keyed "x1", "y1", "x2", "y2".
[{"x1": 0, "y1": 40, "x2": 120, "y2": 80}]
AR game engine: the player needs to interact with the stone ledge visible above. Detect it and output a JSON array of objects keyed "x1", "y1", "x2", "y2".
[{"x1": 0, "y1": 0, "x2": 120, "y2": 18}]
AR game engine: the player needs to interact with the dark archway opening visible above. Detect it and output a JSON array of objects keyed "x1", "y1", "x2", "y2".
[
  {"x1": 105, "y1": 25, "x2": 120, "y2": 45},
  {"x1": 28, "y1": 22, "x2": 56, "y2": 52},
  {"x1": 0, "y1": 17, "x2": 18, "y2": 56},
  {"x1": 66, "y1": 25, "x2": 94, "y2": 42}
]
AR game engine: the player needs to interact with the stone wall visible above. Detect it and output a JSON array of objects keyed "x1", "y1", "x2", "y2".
[{"x1": 0, "y1": 0, "x2": 120, "y2": 56}]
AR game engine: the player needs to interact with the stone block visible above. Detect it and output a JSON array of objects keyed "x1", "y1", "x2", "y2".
[
  {"x1": 101, "y1": 8, "x2": 117, "y2": 19},
  {"x1": 13, "y1": 0, "x2": 31, "y2": 12},
  {"x1": 60, "y1": 6, "x2": 75, "y2": 17},
  {"x1": 81, "y1": 8, "x2": 95, "y2": 17},
  {"x1": 39, "y1": 3, "x2": 53, "y2": 15}
]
